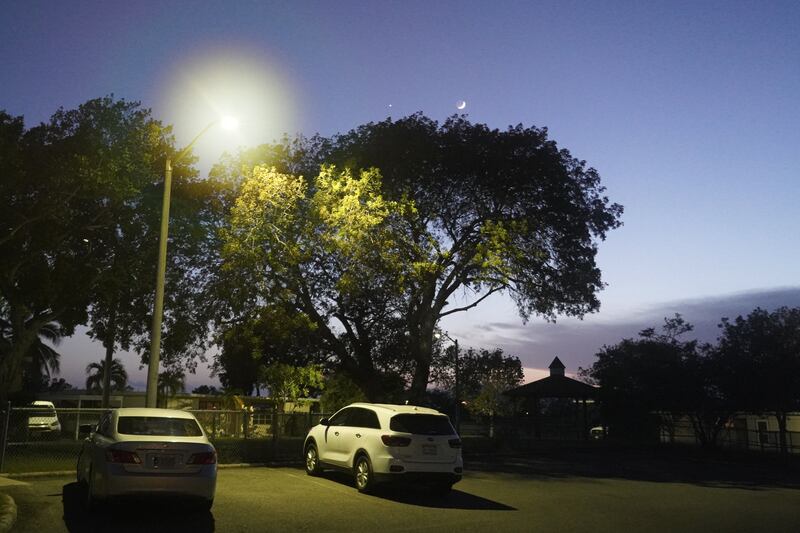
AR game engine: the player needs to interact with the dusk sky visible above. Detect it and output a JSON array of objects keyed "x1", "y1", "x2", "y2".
[{"x1": 2, "y1": 1, "x2": 799, "y2": 390}]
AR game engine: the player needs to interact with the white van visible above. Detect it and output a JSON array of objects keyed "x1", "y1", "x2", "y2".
[{"x1": 28, "y1": 400, "x2": 62, "y2": 437}]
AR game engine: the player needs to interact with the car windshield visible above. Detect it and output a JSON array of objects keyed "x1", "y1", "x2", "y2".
[
  {"x1": 389, "y1": 414, "x2": 454, "y2": 435},
  {"x1": 117, "y1": 416, "x2": 203, "y2": 436}
]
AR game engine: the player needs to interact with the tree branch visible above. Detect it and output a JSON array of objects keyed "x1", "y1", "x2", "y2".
[{"x1": 438, "y1": 286, "x2": 504, "y2": 318}]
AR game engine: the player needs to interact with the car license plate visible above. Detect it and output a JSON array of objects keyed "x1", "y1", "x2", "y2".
[
  {"x1": 148, "y1": 454, "x2": 177, "y2": 469},
  {"x1": 422, "y1": 444, "x2": 437, "y2": 455}
]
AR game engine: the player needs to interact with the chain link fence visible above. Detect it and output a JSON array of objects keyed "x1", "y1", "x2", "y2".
[{"x1": 0, "y1": 407, "x2": 330, "y2": 474}]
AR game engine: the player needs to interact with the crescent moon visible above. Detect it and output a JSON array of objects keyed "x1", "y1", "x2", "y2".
[{"x1": 456, "y1": 100, "x2": 467, "y2": 110}]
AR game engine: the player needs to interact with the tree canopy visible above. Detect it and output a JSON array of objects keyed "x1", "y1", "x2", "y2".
[
  {"x1": 581, "y1": 315, "x2": 727, "y2": 445},
  {"x1": 216, "y1": 115, "x2": 622, "y2": 400},
  {"x1": 0, "y1": 97, "x2": 227, "y2": 403},
  {"x1": 714, "y1": 307, "x2": 800, "y2": 453}
]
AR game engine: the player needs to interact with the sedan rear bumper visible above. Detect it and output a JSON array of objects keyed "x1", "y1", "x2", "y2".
[{"x1": 102, "y1": 464, "x2": 216, "y2": 500}]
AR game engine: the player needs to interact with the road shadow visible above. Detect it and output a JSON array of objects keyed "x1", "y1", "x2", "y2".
[
  {"x1": 61, "y1": 482, "x2": 215, "y2": 532},
  {"x1": 317, "y1": 470, "x2": 516, "y2": 510},
  {"x1": 465, "y1": 446, "x2": 800, "y2": 491}
]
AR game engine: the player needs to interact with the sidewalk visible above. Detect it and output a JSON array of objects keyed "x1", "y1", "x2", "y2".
[{"x1": 0, "y1": 476, "x2": 27, "y2": 533}]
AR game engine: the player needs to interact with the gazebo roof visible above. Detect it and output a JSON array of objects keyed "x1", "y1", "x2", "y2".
[
  {"x1": 505, "y1": 374, "x2": 597, "y2": 399},
  {"x1": 505, "y1": 357, "x2": 597, "y2": 399}
]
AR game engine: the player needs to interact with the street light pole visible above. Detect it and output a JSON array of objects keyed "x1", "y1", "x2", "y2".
[
  {"x1": 145, "y1": 120, "x2": 225, "y2": 408},
  {"x1": 453, "y1": 338, "x2": 461, "y2": 435}
]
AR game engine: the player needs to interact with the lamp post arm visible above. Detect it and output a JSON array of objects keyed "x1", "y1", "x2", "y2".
[{"x1": 173, "y1": 120, "x2": 217, "y2": 165}]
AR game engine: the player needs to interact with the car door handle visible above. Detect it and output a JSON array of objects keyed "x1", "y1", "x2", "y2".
[{"x1": 356, "y1": 433, "x2": 361, "y2": 438}]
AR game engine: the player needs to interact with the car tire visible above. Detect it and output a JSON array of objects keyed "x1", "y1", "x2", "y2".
[
  {"x1": 354, "y1": 454, "x2": 375, "y2": 494},
  {"x1": 305, "y1": 443, "x2": 322, "y2": 476},
  {"x1": 199, "y1": 498, "x2": 214, "y2": 512}
]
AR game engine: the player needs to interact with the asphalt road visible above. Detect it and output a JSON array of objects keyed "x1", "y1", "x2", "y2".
[{"x1": 4, "y1": 457, "x2": 800, "y2": 533}]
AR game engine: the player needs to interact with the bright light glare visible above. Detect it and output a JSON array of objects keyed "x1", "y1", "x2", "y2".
[
  {"x1": 156, "y1": 47, "x2": 297, "y2": 168},
  {"x1": 220, "y1": 116, "x2": 239, "y2": 131}
]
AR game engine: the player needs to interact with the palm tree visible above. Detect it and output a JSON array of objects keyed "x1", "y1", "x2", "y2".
[
  {"x1": 158, "y1": 369, "x2": 186, "y2": 400},
  {"x1": 85, "y1": 358, "x2": 128, "y2": 394},
  {"x1": 2, "y1": 317, "x2": 63, "y2": 392},
  {"x1": 25, "y1": 322, "x2": 62, "y2": 380}
]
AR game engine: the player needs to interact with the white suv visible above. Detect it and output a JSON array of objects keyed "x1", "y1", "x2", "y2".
[{"x1": 303, "y1": 403, "x2": 463, "y2": 494}]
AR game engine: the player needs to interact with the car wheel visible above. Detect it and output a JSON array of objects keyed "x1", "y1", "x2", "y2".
[
  {"x1": 305, "y1": 443, "x2": 322, "y2": 476},
  {"x1": 354, "y1": 454, "x2": 375, "y2": 494}
]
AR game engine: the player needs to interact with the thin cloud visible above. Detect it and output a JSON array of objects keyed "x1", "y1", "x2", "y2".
[{"x1": 456, "y1": 287, "x2": 800, "y2": 381}]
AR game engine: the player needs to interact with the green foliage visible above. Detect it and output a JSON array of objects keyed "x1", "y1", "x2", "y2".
[
  {"x1": 258, "y1": 363, "x2": 324, "y2": 406},
  {"x1": 220, "y1": 164, "x2": 412, "y2": 400},
  {"x1": 319, "y1": 373, "x2": 368, "y2": 413},
  {"x1": 213, "y1": 304, "x2": 323, "y2": 395},
  {"x1": 0, "y1": 97, "x2": 227, "y2": 402},
  {"x1": 216, "y1": 115, "x2": 622, "y2": 400},
  {"x1": 452, "y1": 348, "x2": 523, "y2": 417}
]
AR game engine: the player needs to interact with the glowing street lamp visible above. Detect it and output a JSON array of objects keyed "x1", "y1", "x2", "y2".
[{"x1": 145, "y1": 117, "x2": 237, "y2": 408}]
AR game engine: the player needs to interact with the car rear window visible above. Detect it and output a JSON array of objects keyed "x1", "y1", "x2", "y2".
[
  {"x1": 389, "y1": 414, "x2": 454, "y2": 435},
  {"x1": 117, "y1": 416, "x2": 203, "y2": 436}
]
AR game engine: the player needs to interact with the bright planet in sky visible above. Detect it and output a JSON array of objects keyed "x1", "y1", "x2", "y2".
[{"x1": 456, "y1": 100, "x2": 467, "y2": 110}]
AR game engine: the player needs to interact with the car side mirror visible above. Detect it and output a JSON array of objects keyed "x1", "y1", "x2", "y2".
[
  {"x1": 78, "y1": 424, "x2": 94, "y2": 437},
  {"x1": 318, "y1": 418, "x2": 329, "y2": 426}
]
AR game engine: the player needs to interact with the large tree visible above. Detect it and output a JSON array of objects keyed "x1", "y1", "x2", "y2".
[
  {"x1": 582, "y1": 315, "x2": 728, "y2": 446},
  {"x1": 0, "y1": 102, "x2": 137, "y2": 402},
  {"x1": 221, "y1": 165, "x2": 413, "y2": 399},
  {"x1": 218, "y1": 115, "x2": 622, "y2": 400},
  {"x1": 714, "y1": 307, "x2": 800, "y2": 454},
  {"x1": 0, "y1": 98, "x2": 225, "y2": 405}
]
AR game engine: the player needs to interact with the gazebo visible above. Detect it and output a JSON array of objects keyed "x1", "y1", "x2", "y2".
[{"x1": 505, "y1": 357, "x2": 598, "y2": 440}]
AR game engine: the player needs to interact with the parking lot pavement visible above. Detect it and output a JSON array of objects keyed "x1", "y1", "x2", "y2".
[{"x1": 9, "y1": 462, "x2": 800, "y2": 533}]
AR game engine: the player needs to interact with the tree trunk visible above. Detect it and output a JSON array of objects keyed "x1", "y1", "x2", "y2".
[
  {"x1": 777, "y1": 411, "x2": 788, "y2": 455},
  {"x1": 101, "y1": 306, "x2": 117, "y2": 408},
  {"x1": 407, "y1": 312, "x2": 436, "y2": 403}
]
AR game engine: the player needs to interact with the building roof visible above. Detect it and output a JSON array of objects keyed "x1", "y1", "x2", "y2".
[
  {"x1": 505, "y1": 375, "x2": 597, "y2": 398},
  {"x1": 505, "y1": 357, "x2": 597, "y2": 399}
]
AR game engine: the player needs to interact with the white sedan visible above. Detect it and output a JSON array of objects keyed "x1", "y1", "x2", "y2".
[{"x1": 77, "y1": 408, "x2": 217, "y2": 510}]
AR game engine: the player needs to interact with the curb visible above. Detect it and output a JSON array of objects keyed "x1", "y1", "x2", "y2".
[{"x1": 0, "y1": 493, "x2": 17, "y2": 533}]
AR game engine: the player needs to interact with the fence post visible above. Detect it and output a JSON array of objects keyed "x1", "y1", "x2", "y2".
[{"x1": 0, "y1": 402, "x2": 11, "y2": 473}]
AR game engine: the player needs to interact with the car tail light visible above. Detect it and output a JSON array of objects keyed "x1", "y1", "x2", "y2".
[
  {"x1": 381, "y1": 435, "x2": 411, "y2": 447},
  {"x1": 106, "y1": 450, "x2": 141, "y2": 464},
  {"x1": 448, "y1": 438, "x2": 462, "y2": 448},
  {"x1": 188, "y1": 451, "x2": 217, "y2": 465}
]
